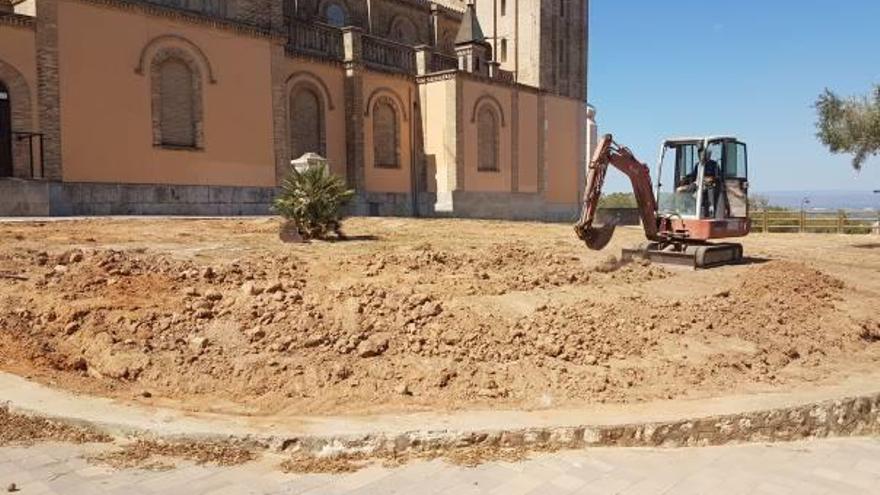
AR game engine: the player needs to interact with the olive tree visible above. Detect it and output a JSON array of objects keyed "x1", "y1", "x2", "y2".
[{"x1": 815, "y1": 85, "x2": 880, "y2": 170}]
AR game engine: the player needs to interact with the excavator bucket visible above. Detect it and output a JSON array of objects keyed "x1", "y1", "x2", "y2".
[{"x1": 581, "y1": 223, "x2": 617, "y2": 251}]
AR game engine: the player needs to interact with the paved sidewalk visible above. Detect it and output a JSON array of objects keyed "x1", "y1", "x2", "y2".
[{"x1": 2, "y1": 438, "x2": 880, "y2": 495}]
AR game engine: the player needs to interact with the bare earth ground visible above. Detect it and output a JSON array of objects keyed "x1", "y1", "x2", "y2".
[{"x1": 0, "y1": 217, "x2": 879, "y2": 418}]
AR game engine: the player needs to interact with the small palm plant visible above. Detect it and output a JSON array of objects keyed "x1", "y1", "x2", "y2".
[{"x1": 273, "y1": 164, "x2": 355, "y2": 240}]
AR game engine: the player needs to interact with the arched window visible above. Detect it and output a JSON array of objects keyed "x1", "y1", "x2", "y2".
[
  {"x1": 158, "y1": 57, "x2": 197, "y2": 147},
  {"x1": 289, "y1": 87, "x2": 324, "y2": 159},
  {"x1": 477, "y1": 106, "x2": 499, "y2": 172},
  {"x1": 389, "y1": 17, "x2": 418, "y2": 44},
  {"x1": 325, "y1": 2, "x2": 348, "y2": 27},
  {"x1": 147, "y1": 43, "x2": 207, "y2": 150},
  {"x1": 372, "y1": 98, "x2": 399, "y2": 168}
]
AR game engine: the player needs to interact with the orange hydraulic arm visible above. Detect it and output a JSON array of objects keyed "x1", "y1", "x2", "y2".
[{"x1": 574, "y1": 134, "x2": 661, "y2": 250}]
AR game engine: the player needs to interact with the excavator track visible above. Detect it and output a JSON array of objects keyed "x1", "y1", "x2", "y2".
[{"x1": 622, "y1": 242, "x2": 743, "y2": 269}]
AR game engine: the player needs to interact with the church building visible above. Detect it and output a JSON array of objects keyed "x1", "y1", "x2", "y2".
[{"x1": 0, "y1": 0, "x2": 596, "y2": 219}]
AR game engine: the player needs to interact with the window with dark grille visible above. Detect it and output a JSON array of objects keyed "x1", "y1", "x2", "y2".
[
  {"x1": 290, "y1": 88, "x2": 324, "y2": 159},
  {"x1": 159, "y1": 58, "x2": 196, "y2": 148},
  {"x1": 477, "y1": 106, "x2": 499, "y2": 172},
  {"x1": 373, "y1": 100, "x2": 399, "y2": 168}
]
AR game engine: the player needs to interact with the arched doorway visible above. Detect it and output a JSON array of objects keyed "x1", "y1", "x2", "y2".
[{"x1": 0, "y1": 81, "x2": 11, "y2": 177}]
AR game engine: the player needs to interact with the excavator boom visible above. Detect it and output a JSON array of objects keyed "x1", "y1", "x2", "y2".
[{"x1": 575, "y1": 134, "x2": 659, "y2": 250}]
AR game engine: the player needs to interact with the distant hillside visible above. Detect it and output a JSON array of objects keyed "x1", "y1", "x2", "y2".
[{"x1": 755, "y1": 191, "x2": 880, "y2": 210}]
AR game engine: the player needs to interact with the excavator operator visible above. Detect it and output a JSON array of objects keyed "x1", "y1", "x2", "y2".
[{"x1": 676, "y1": 149, "x2": 721, "y2": 217}]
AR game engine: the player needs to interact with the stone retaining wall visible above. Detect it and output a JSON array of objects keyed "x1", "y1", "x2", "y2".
[{"x1": 280, "y1": 392, "x2": 880, "y2": 456}]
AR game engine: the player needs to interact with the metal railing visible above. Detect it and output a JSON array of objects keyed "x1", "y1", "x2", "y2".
[
  {"x1": 494, "y1": 68, "x2": 515, "y2": 84},
  {"x1": 751, "y1": 209, "x2": 880, "y2": 235},
  {"x1": 288, "y1": 18, "x2": 343, "y2": 60},
  {"x1": 430, "y1": 53, "x2": 458, "y2": 72},
  {"x1": 12, "y1": 131, "x2": 44, "y2": 179},
  {"x1": 362, "y1": 35, "x2": 415, "y2": 74}
]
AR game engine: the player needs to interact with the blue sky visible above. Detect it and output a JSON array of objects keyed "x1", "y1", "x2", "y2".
[{"x1": 590, "y1": 0, "x2": 880, "y2": 193}]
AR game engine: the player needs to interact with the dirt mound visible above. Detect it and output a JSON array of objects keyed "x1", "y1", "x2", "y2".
[{"x1": 0, "y1": 222, "x2": 877, "y2": 416}]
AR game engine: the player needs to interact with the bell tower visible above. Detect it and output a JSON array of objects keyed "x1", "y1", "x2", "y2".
[{"x1": 474, "y1": 0, "x2": 589, "y2": 101}]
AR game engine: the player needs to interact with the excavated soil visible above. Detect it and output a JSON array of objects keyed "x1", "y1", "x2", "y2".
[
  {"x1": 0, "y1": 406, "x2": 111, "y2": 446},
  {"x1": 0, "y1": 217, "x2": 879, "y2": 416}
]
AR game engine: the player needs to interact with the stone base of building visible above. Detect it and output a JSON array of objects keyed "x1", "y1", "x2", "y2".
[
  {"x1": 0, "y1": 179, "x2": 276, "y2": 216},
  {"x1": 435, "y1": 191, "x2": 580, "y2": 222},
  {"x1": 0, "y1": 180, "x2": 581, "y2": 223}
]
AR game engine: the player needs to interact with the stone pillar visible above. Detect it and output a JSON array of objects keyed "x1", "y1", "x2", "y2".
[
  {"x1": 430, "y1": 4, "x2": 441, "y2": 47},
  {"x1": 586, "y1": 105, "x2": 598, "y2": 163},
  {"x1": 342, "y1": 27, "x2": 366, "y2": 198},
  {"x1": 488, "y1": 61, "x2": 501, "y2": 79},
  {"x1": 270, "y1": 40, "x2": 289, "y2": 185},
  {"x1": 35, "y1": 0, "x2": 62, "y2": 181},
  {"x1": 414, "y1": 45, "x2": 433, "y2": 76}
]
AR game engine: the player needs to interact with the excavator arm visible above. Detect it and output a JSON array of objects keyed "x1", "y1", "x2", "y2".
[{"x1": 574, "y1": 134, "x2": 660, "y2": 250}]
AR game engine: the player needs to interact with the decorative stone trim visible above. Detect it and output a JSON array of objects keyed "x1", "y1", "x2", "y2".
[
  {"x1": 148, "y1": 46, "x2": 206, "y2": 150},
  {"x1": 415, "y1": 69, "x2": 457, "y2": 84},
  {"x1": 470, "y1": 93, "x2": 506, "y2": 127},
  {"x1": 135, "y1": 34, "x2": 218, "y2": 84},
  {"x1": 285, "y1": 71, "x2": 336, "y2": 111},
  {"x1": 364, "y1": 86, "x2": 408, "y2": 121},
  {"x1": 70, "y1": 0, "x2": 283, "y2": 41}
]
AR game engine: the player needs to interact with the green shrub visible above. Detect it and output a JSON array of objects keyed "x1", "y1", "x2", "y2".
[{"x1": 273, "y1": 165, "x2": 355, "y2": 240}]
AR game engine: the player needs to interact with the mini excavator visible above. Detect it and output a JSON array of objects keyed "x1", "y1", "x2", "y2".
[{"x1": 575, "y1": 134, "x2": 751, "y2": 268}]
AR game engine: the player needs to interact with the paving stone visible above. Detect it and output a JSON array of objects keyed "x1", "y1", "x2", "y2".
[{"x1": 2, "y1": 438, "x2": 880, "y2": 494}]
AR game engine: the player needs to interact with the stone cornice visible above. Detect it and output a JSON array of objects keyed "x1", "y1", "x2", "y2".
[
  {"x1": 69, "y1": 0, "x2": 285, "y2": 42},
  {"x1": 285, "y1": 49, "x2": 345, "y2": 69},
  {"x1": 417, "y1": 69, "x2": 586, "y2": 104},
  {"x1": 416, "y1": 69, "x2": 457, "y2": 84},
  {"x1": 388, "y1": 0, "x2": 464, "y2": 17},
  {"x1": 0, "y1": 13, "x2": 36, "y2": 29}
]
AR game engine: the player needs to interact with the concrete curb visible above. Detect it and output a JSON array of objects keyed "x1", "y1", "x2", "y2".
[{"x1": 3, "y1": 372, "x2": 880, "y2": 456}]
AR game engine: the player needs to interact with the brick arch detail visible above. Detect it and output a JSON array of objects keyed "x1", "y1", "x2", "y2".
[
  {"x1": 0, "y1": 57, "x2": 34, "y2": 178},
  {"x1": 364, "y1": 87, "x2": 407, "y2": 122},
  {"x1": 285, "y1": 71, "x2": 336, "y2": 111},
  {"x1": 470, "y1": 93, "x2": 507, "y2": 128},
  {"x1": 135, "y1": 34, "x2": 217, "y2": 84}
]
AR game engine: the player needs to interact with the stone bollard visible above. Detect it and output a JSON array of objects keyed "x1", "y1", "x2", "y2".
[{"x1": 290, "y1": 152, "x2": 329, "y2": 175}]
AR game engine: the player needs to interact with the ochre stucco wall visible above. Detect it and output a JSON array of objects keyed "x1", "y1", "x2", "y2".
[
  {"x1": 516, "y1": 90, "x2": 538, "y2": 193},
  {"x1": 362, "y1": 71, "x2": 414, "y2": 194},
  {"x1": 57, "y1": 1, "x2": 275, "y2": 186},
  {"x1": 282, "y1": 56, "x2": 347, "y2": 178},
  {"x1": 419, "y1": 77, "x2": 455, "y2": 194},
  {"x1": 461, "y1": 78, "x2": 512, "y2": 193},
  {"x1": 0, "y1": 23, "x2": 38, "y2": 127},
  {"x1": 543, "y1": 94, "x2": 584, "y2": 204}
]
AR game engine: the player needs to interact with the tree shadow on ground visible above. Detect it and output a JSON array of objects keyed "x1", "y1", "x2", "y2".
[{"x1": 321, "y1": 235, "x2": 380, "y2": 243}]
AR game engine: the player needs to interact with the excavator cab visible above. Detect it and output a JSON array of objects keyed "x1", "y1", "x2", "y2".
[{"x1": 655, "y1": 137, "x2": 750, "y2": 241}]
